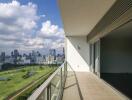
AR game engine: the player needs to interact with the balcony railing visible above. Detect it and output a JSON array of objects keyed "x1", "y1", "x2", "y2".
[{"x1": 28, "y1": 62, "x2": 67, "y2": 100}]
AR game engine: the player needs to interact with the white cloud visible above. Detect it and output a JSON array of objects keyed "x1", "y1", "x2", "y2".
[
  {"x1": 38, "y1": 20, "x2": 64, "y2": 49},
  {"x1": 40, "y1": 21, "x2": 58, "y2": 35},
  {"x1": 0, "y1": 1, "x2": 39, "y2": 51},
  {"x1": 0, "y1": 1, "x2": 64, "y2": 54},
  {"x1": 25, "y1": 37, "x2": 44, "y2": 48},
  {"x1": 39, "y1": 20, "x2": 64, "y2": 38},
  {"x1": 0, "y1": 0, "x2": 38, "y2": 35}
]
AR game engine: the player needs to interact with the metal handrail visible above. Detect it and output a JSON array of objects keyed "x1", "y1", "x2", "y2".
[{"x1": 28, "y1": 62, "x2": 67, "y2": 100}]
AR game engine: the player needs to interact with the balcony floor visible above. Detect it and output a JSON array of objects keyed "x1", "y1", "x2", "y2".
[{"x1": 62, "y1": 71, "x2": 129, "y2": 100}]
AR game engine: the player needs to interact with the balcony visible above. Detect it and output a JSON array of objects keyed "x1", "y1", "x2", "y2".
[
  {"x1": 63, "y1": 65, "x2": 128, "y2": 100},
  {"x1": 58, "y1": 0, "x2": 132, "y2": 99},
  {"x1": 24, "y1": 62, "x2": 128, "y2": 100},
  {"x1": 0, "y1": 0, "x2": 131, "y2": 100}
]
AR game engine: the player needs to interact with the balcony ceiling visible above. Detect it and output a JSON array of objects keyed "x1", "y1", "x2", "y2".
[{"x1": 58, "y1": 0, "x2": 116, "y2": 36}]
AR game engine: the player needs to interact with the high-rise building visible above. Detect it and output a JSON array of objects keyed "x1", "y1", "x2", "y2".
[
  {"x1": 10, "y1": 49, "x2": 20, "y2": 64},
  {"x1": 49, "y1": 49, "x2": 56, "y2": 60},
  {"x1": 14, "y1": 49, "x2": 19, "y2": 58},
  {"x1": 0, "y1": 52, "x2": 5, "y2": 62},
  {"x1": 30, "y1": 51, "x2": 37, "y2": 64}
]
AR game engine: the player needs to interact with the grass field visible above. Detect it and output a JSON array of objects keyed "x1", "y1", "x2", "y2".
[{"x1": 0, "y1": 65, "x2": 56, "y2": 100}]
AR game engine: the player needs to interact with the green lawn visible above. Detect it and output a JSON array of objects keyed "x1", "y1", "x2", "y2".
[{"x1": 0, "y1": 65, "x2": 56, "y2": 100}]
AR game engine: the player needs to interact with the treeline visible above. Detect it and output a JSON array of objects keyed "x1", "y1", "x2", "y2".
[{"x1": 1, "y1": 63, "x2": 60, "y2": 71}]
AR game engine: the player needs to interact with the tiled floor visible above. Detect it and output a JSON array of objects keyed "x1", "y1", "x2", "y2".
[
  {"x1": 62, "y1": 71, "x2": 81, "y2": 100},
  {"x1": 62, "y1": 71, "x2": 129, "y2": 100}
]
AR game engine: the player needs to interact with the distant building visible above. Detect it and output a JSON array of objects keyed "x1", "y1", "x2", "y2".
[
  {"x1": 4, "y1": 56, "x2": 14, "y2": 64},
  {"x1": 29, "y1": 51, "x2": 44, "y2": 64},
  {"x1": 43, "y1": 55, "x2": 46, "y2": 62},
  {"x1": 18, "y1": 56, "x2": 30, "y2": 64},
  {"x1": 56, "y1": 54, "x2": 64, "y2": 64},
  {"x1": 47, "y1": 49, "x2": 56, "y2": 64},
  {"x1": 14, "y1": 49, "x2": 19, "y2": 57},
  {"x1": 36, "y1": 56, "x2": 44, "y2": 64},
  {"x1": 45, "y1": 55, "x2": 49, "y2": 64},
  {"x1": 49, "y1": 55, "x2": 56, "y2": 64},
  {"x1": 30, "y1": 51, "x2": 37, "y2": 64},
  {"x1": 0, "y1": 63, "x2": 3, "y2": 70},
  {"x1": 0, "y1": 52, "x2": 5, "y2": 63},
  {"x1": 49, "y1": 49, "x2": 56, "y2": 60},
  {"x1": 11, "y1": 49, "x2": 20, "y2": 64}
]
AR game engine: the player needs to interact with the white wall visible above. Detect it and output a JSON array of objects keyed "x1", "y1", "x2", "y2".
[{"x1": 66, "y1": 36, "x2": 90, "y2": 72}]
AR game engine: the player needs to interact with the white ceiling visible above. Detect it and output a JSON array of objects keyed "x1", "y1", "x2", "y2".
[{"x1": 58, "y1": 0, "x2": 116, "y2": 36}]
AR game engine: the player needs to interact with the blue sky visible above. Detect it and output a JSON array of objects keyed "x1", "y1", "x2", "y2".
[
  {"x1": 20, "y1": 0, "x2": 63, "y2": 28},
  {"x1": 0, "y1": 0, "x2": 64, "y2": 54},
  {"x1": 0, "y1": 0, "x2": 63, "y2": 27}
]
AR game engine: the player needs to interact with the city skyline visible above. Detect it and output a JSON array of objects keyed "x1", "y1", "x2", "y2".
[
  {"x1": 0, "y1": 0, "x2": 64, "y2": 54},
  {"x1": 0, "y1": 48, "x2": 64, "y2": 57},
  {"x1": 0, "y1": 48, "x2": 65, "y2": 67}
]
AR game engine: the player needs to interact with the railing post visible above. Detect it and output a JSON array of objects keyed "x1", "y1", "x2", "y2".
[
  {"x1": 64, "y1": 61, "x2": 67, "y2": 78},
  {"x1": 61, "y1": 68, "x2": 63, "y2": 91},
  {"x1": 47, "y1": 83, "x2": 51, "y2": 100}
]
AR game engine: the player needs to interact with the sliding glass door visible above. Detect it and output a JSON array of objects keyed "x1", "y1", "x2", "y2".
[{"x1": 90, "y1": 40, "x2": 100, "y2": 77}]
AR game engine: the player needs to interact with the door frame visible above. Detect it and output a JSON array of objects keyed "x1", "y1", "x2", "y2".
[{"x1": 90, "y1": 39, "x2": 100, "y2": 77}]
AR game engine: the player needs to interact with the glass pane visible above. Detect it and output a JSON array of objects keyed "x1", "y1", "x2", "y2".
[
  {"x1": 51, "y1": 69, "x2": 61, "y2": 100},
  {"x1": 37, "y1": 88, "x2": 47, "y2": 100}
]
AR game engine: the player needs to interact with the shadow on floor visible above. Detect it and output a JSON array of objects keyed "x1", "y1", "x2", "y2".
[
  {"x1": 64, "y1": 83, "x2": 77, "y2": 89},
  {"x1": 62, "y1": 71, "x2": 83, "y2": 100}
]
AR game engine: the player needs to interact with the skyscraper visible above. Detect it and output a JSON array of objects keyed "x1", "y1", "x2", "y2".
[
  {"x1": 49, "y1": 49, "x2": 56, "y2": 60},
  {"x1": 0, "y1": 52, "x2": 5, "y2": 62},
  {"x1": 12, "y1": 49, "x2": 19, "y2": 64}
]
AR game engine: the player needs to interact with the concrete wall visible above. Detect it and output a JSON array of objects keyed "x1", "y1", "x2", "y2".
[
  {"x1": 101, "y1": 37, "x2": 132, "y2": 73},
  {"x1": 66, "y1": 36, "x2": 90, "y2": 72}
]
